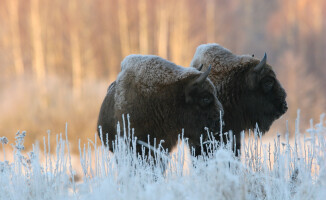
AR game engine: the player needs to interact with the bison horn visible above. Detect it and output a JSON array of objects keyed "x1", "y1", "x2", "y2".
[
  {"x1": 198, "y1": 64, "x2": 203, "y2": 71},
  {"x1": 195, "y1": 65, "x2": 211, "y2": 84},
  {"x1": 254, "y1": 53, "x2": 267, "y2": 72},
  {"x1": 185, "y1": 65, "x2": 212, "y2": 104}
]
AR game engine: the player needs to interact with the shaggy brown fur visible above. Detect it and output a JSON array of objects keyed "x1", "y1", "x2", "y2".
[
  {"x1": 98, "y1": 55, "x2": 223, "y2": 156},
  {"x1": 190, "y1": 44, "x2": 288, "y2": 155}
]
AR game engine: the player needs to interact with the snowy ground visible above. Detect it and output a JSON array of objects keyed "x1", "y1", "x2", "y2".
[{"x1": 0, "y1": 114, "x2": 325, "y2": 200}]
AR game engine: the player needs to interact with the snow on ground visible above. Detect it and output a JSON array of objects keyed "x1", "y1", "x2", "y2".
[{"x1": 0, "y1": 114, "x2": 325, "y2": 200}]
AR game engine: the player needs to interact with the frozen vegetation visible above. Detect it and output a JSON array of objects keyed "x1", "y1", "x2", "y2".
[{"x1": 0, "y1": 114, "x2": 325, "y2": 200}]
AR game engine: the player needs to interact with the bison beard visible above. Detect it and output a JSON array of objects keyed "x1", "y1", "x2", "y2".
[
  {"x1": 97, "y1": 55, "x2": 223, "y2": 158},
  {"x1": 191, "y1": 44, "x2": 288, "y2": 156}
]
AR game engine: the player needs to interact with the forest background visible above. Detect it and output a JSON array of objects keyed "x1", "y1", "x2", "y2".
[{"x1": 0, "y1": 0, "x2": 325, "y2": 153}]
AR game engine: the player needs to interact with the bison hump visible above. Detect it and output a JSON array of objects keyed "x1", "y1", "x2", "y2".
[
  {"x1": 190, "y1": 43, "x2": 253, "y2": 71},
  {"x1": 119, "y1": 54, "x2": 199, "y2": 89},
  {"x1": 115, "y1": 54, "x2": 200, "y2": 109}
]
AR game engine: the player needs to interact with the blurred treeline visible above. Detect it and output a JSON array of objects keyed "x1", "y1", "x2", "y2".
[{"x1": 0, "y1": 0, "x2": 325, "y2": 152}]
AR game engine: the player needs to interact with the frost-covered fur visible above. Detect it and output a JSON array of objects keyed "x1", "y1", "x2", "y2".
[
  {"x1": 116, "y1": 55, "x2": 203, "y2": 110},
  {"x1": 191, "y1": 44, "x2": 288, "y2": 154},
  {"x1": 98, "y1": 55, "x2": 223, "y2": 156}
]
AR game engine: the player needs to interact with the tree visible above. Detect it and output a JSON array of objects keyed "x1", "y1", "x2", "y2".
[
  {"x1": 8, "y1": 0, "x2": 24, "y2": 76},
  {"x1": 30, "y1": 0, "x2": 45, "y2": 83},
  {"x1": 69, "y1": 0, "x2": 82, "y2": 98}
]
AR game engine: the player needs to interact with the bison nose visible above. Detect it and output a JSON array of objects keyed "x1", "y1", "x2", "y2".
[{"x1": 281, "y1": 101, "x2": 288, "y2": 113}]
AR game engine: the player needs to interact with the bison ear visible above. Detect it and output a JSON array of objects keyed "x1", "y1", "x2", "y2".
[
  {"x1": 185, "y1": 65, "x2": 211, "y2": 103},
  {"x1": 253, "y1": 53, "x2": 267, "y2": 73}
]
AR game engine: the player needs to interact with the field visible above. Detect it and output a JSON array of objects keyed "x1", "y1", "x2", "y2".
[{"x1": 1, "y1": 114, "x2": 325, "y2": 200}]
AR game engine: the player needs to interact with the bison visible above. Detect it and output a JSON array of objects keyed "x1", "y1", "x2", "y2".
[
  {"x1": 97, "y1": 55, "x2": 223, "y2": 157},
  {"x1": 190, "y1": 44, "x2": 288, "y2": 155}
]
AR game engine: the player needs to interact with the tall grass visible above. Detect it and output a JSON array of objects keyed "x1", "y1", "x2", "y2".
[{"x1": 0, "y1": 114, "x2": 325, "y2": 200}]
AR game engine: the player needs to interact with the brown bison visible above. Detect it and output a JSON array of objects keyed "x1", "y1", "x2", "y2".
[
  {"x1": 190, "y1": 44, "x2": 288, "y2": 155},
  {"x1": 97, "y1": 55, "x2": 223, "y2": 156}
]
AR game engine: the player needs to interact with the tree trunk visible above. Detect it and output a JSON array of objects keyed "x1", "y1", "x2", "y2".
[
  {"x1": 157, "y1": 0, "x2": 169, "y2": 59},
  {"x1": 30, "y1": 0, "x2": 45, "y2": 83},
  {"x1": 206, "y1": 0, "x2": 215, "y2": 43},
  {"x1": 118, "y1": 0, "x2": 130, "y2": 58},
  {"x1": 69, "y1": 0, "x2": 82, "y2": 98},
  {"x1": 138, "y1": 0, "x2": 149, "y2": 54},
  {"x1": 9, "y1": 0, "x2": 24, "y2": 76},
  {"x1": 169, "y1": 0, "x2": 189, "y2": 66}
]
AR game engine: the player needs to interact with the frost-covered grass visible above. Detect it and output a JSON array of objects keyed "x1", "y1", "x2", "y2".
[{"x1": 0, "y1": 114, "x2": 326, "y2": 200}]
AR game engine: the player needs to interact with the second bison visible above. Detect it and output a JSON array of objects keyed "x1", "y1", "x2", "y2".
[
  {"x1": 97, "y1": 55, "x2": 223, "y2": 156},
  {"x1": 191, "y1": 44, "x2": 288, "y2": 155}
]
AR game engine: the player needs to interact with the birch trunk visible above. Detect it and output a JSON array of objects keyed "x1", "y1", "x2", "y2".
[
  {"x1": 118, "y1": 0, "x2": 130, "y2": 58},
  {"x1": 30, "y1": 0, "x2": 45, "y2": 82},
  {"x1": 9, "y1": 0, "x2": 24, "y2": 76},
  {"x1": 206, "y1": 0, "x2": 215, "y2": 43},
  {"x1": 138, "y1": 0, "x2": 149, "y2": 54},
  {"x1": 169, "y1": 0, "x2": 189, "y2": 66},
  {"x1": 69, "y1": 0, "x2": 82, "y2": 98},
  {"x1": 157, "y1": 0, "x2": 169, "y2": 59}
]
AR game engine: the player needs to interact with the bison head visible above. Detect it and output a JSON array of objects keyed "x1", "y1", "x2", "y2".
[
  {"x1": 243, "y1": 53, "x2": 288, "y2": 132},
  {"x1": 178, "y1": 66, "x2": 223, "y2": 145}
]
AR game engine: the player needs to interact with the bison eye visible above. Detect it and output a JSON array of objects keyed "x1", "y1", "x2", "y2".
[
  {"x1": 199, "y1": 95, "x2": 213, "y2": 107},
  {"x1": 262, "y1": 78, "x2": 274, "y2": 92}
]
